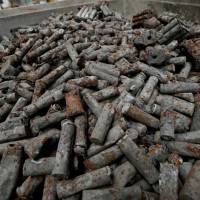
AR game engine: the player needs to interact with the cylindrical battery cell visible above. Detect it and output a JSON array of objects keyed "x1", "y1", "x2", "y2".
[
  {"x1": 74, "y1": 114, "x2": 87, "y2": 157},
  {"x1": 84, "y1": 145, "x2": 123, "y2": 170},
  {"x1": 65, "y1": 89, "x2": 85, "y2": 117},
  {"x1": 0, "y1": 144, "x2": 22, "y2": 200},
  {"x1": 122, "y1": 103, "x2": 160, "y2": 129},
  {"x1": 90, "y1": 103, "x2": 115, "y2": 144},
  {"x1": 113, "y1": 161, "x2": 137, "y2": 187},
  {"x1": 160, "y1": 107, "x2": 175, "y2": 141},
  {"x1": 23, "y1": 157, "x2": 55, "y2": 176},
  {"x1": 175, "y1": 130, "x2": 200, "y2": 144},
  {"x1": 56, "y1": 166, "x2": 112, "y2": 199},
  {"x1": 42, "y1": 175, "x2": 57, "y2": 200},
  {"x1": 52, "y1": 120, "x2": 74, "y2": 179},
  {"x1": 87, "y1": 125, "x2": 125, "y2": 157},
  {"x1": 156, "y1": 94, "x2": 195, "y2": 116},
  {"x1": 160, "y1": 81, "x2": 200, "y2": 94},
  {"x1": 82, "y1": 185, "x2": 142, "y2": 200},
  {"x1": 117, "y1": 135, "x2": 159, "y2": 184},
  {"x1": 165, "y1": 141, "x2": 200, "y2": 158},
  {"x1": 137, "y1": 76, "x2": 158, "y2": 104},
  {"x1": 179, "y1": 160, "x2": 200, "y2": 200},
  {"x1": 159, "y1": 163, "x2": 178, "y2": 200}
]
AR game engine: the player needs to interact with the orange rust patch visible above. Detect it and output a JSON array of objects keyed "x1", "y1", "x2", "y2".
[
  {"x1": 186, "y1": 144, "x2": 200, "y2": 157},
  {"x1": 84, "y1": 159, "x2": 97, "y2": 170},
  {"x1": 168, "y1": 152, "x2": 183, "y2": 167},
  {"x1": 148, "y1": 144, "x2": 162, "y2": 156},
  {"x1": 68, "y1": 77, "x2": 98, "y2": 87},
  {"x1": 65, "y1": 89, "x2": 84, "y2": 117},
  {"x1": 132, "y1": 9, "x2": 154, "y2": 28},
  {"x1": 102, "y1": 151, "x2": 119, "y2": 163},
  {"x1": 195, "y1": 93, "x2": 200, "y2": 105}
]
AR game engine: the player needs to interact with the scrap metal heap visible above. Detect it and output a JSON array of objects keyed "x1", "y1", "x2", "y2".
[{"x1": 1, "y1": 2, "x2": 200, "y2": 200}]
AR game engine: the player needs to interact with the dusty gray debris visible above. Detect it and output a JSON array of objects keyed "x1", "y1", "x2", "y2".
[{"x1": 0, "y1": 3, "x2": 200, "y2": 200}]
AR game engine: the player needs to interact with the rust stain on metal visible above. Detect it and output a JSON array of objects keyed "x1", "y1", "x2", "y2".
[
  {"x1": 195, "y1": 93, "x2": 200, "y2": 105},
  {"x1": 132, "y1": 9, "x2": 154, "y2": 28},
  {"x1": 186, "y1": 144, "x2": 200, "y2": 157},
  {"x1": 168, "y1": 152, "x2": 183, "y2": 167},
  {"x1": 68, "y1": 76, "x2": 98, "y2": 87},
  {"x1": 43, "y1": 175, "x2": 56, "y2": 200},
  {"x1": 147, "y1": 144, "x2": 162, "y2": 156},
  {"x1": 110, "y1": 188, "x2": 118, "y2": 200},
  {"x1": 65, "y1": 89, "x2": 84, "y2": 117},
  {"x1": 183, "y1": 38, "x2": 200, "y2": 63},
  {"x1": 102, "y1": 150, "x2": 119, "y2": 163},
  {"x1": 83, "y1": 159, "x2": 97, "y2": 170}
]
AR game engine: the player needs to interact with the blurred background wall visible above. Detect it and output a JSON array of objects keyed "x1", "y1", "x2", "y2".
[
  {"x1": 111, "y1": 0, "x2": 200, "y2": 22},
  {"x1": 0, "y1": 0, "x2": 200, "y2": 36}
]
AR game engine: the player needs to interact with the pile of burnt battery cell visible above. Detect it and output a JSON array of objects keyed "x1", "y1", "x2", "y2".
[{"x1": 1, "y1": 2, "x2": 200, "y2": 200}]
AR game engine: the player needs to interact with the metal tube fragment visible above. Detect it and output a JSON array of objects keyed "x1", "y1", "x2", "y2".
[
  {"x1": 117, "y1": 135, "x2": 159, "y2": 184},
  {"x1": 122, "y1": 103, "x2": 160, "y2": 129},
  {"x1": 137, "y1": 76, "x2": 158, "y2": 104},
  {"x1": 84, "y1": 145, "x2": 123, "y2": 170},
  {"x1": 82, "y1": 185, "x2": 142, "y2": 200},
  {"x1": 160, "y1": 107, "x2": 175, "y2": 141},
  {"x1": 180, "y1": 160, "x2": 200, "y2": 200},
  {"x1": 23, "y1": 157, "x2": 55, "y2": 176},
  {"x1": 113, "y1": 161, "x2": 137, "y2": 187},
  {"x1": 74, "y1": 114, "x2": 87, "y2": 157},
  {"x1": 16, "y1": 176, "x2": 44, "y2": 198},
  {"x1": 90, "y1": 103, "x2": 115, "y2": 144},
  {"x1": 159, "y1": 163, "x2": 178, "y2": 200},
  {"x1": 52, "y1": 120, "x2": 74, "y2": 179},
  {"x1": 42, "y1": 175, "x2": 57, "y2": 200},
  {"x1": 0, "y1": 144, "x2": 22, "y2": 200},
  {"x1": 56, "y1": 166, "x2": 112, "y2": 199},
  {"x1": 65, "y1": 89, "x2": 84, "y2": 117}
]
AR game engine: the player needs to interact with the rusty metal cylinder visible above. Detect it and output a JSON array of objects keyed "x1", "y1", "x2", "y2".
[
  {"x1": 52, "y1": 120, "x2": 74, "y2": 179},
  {"x1": 156, "y1": 94, "x2": 195, "y2": 116},
  {"x1": 56, "y1": 166, "x2": 112, "y2": 199},
  {"x1": 122, "y1": 103, "x2": 160, "y2": 129},
  {"x1": 117, "y1": 135, "x2": 159, "y2": 184},
  {"x1": 90, "y1": 103, "x2": 115, "y2": 144},
  {"x1": 74, "y1": 114, "x2": 87, "y2": 157},
  {"x1": 84, "y1": 145, "x2": 123, "y2": 170},
  {"x1": 180, "y1": 160, "x2": 200, "y2": 200},
  {"x1": 160, "y1": 81, "x2": 200, "y2": 94},
  {"x1": 23, "y1": 157, "x2": 55, "y2": 176},
  {"x1": 42, "y1": 175, "x2": 57, "y2": 200},
  {"x1": 137, "y1": 76, "x2": 158, "y2": 104},
  {"x1": 82, "y1": 185, "x2": 142, "y2": 200},
  {"x1": 160, "y1": 107, "x2": 175, "y2": 141},
  {"x1": 0, "y1": 144, "x2": 22, "y2": 200},
  {"x1": 159, "y1": 163, "x2": 178, "y2": 200}
]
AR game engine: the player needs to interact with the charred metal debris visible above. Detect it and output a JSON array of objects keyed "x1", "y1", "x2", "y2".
[{"x1": 1, "y1": 2, "x2": 200, "y2": 200}]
